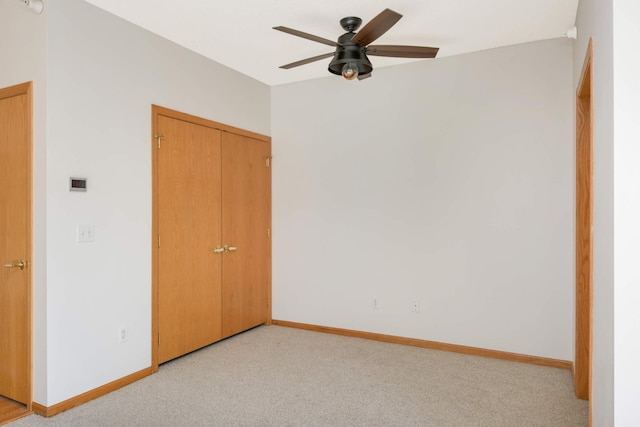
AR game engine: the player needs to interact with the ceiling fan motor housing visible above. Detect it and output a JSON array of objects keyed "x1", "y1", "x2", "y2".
[{"x1": 328, "y1": 32, "x2": 373, "y2": 77}]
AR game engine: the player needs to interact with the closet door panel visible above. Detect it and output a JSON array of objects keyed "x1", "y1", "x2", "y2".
[
  {"x1": 221, "y1": 132, "x2": 270, "y2": 337},
  {"x1": 157, "y1": 115, "x2": 223, "y2": 363}
]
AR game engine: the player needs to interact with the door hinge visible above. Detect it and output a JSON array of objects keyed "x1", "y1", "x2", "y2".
[
  {"x1": 155, "y1": 134, "x2": 165, "y2": 149},
  {"x1": 157, "y1": 234, "x2": 161, "y2": 248},
  {"x1": 265, "y1": 156, "x2": 272, "y2": 167},
  {"x1": 267, "y1": 228, "x2": 271, "y2": 238},
  {"x1": 158, "y1": 333, "x2": 160, "y2": 345}
]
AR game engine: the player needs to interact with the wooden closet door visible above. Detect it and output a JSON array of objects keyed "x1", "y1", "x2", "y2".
[
  {"x1": 157, "y1": 115, "x2": 223, "y2": 364},
  {"x1": 221, "y1": 132, "x2": 270, "y2": 338}
]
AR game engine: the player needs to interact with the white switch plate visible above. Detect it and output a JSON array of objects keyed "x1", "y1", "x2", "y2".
[
  {"x1": 77, "y1": 225, "x2": 94, "y2": 242},
  {"x1": 119, "y1": 327, "x2": 128, "y2": 343}
]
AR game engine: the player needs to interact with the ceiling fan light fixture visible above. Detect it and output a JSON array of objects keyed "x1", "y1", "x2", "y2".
[
  {"x1": 328, "y1": 48, "x2": 372, "y2": 80},
  {"x1": 341, "y1": 63, "x2": 359, "y2": 80}
]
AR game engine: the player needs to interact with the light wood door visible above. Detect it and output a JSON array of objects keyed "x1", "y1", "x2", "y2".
[
  {"x1": 0, "y1": 83, "x2": 31, "y2": 405},
  {"x1": 221, "y1": 132, "x2": 271, "y2": 338},
  {"x1": 575, "y1": 39, "x2": 593, "y2": 404},
  {"x1": 157, "y1": 115, "x2": 223, "y2": 364}
]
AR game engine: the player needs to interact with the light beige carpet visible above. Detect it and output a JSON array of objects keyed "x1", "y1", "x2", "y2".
[{"x1": 11, "y1": 325, "x2": 588, "y2": 426}]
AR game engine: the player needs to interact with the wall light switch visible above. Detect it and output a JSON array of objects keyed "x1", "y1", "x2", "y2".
[{"x1": 77, "y1": 225, "x2": 94, "y2": 242}]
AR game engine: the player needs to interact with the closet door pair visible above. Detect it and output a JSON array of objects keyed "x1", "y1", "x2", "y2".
[{"x1": 156, "y1": 113, "x2": 270, "y2": 364}]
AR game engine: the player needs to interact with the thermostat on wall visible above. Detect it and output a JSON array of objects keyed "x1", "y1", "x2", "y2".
[{"x1": 69, "y1": 177, "x2": 87, "y2": 192}]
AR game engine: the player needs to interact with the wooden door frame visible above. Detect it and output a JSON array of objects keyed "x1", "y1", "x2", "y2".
[
  {"x1": 574, "y1": 38, "x2": 593, "y2": 409},
  {"x1": 151, "y1": 105, "x2": 272, "y2": 372},
  {"x1": 0, "y1": 82, "x2": 33, "y2": 414}
]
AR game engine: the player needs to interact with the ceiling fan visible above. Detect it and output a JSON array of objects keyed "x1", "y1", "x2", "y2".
[{"x1": 273, "y1": 8, "x2": 439, "y2": 81}]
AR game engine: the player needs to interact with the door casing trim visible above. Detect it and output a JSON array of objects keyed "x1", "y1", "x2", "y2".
[{"x1": 574, "y1": 38, "x2": 593, "y2": 415}]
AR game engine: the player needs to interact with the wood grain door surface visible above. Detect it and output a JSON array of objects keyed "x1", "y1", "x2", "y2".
[
  {"x1": 221, "y1": 132, "x2": 270, "y2": 338},
  {"x1": 0, "y1": 86, "x2": 31, "y2": 404},
  {"x1": 157, "y1": 115, "x2": 223, "y2": 364},
  {"x1": 155, "y1": 109, "x2": 271, "y2": 364}
]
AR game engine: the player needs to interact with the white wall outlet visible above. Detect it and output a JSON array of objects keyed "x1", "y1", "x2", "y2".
[
  {"x1": 372, "y1": 297, "x2": 380, "y2": 309},
  {"x1": 118, "y1": 327, "x2": 128, "y2": 343},
  {"x1": 411, "y1": 300, "x2": 421, "y2": 313},
  {"x1": 77, "y1": 224, "x2": 94, "y2": 242}
]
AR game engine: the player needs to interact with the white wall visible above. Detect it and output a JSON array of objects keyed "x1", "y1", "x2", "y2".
[
  {"x1": 612, "y1": 2, "x2": 640, "y2": 425},
  {"x1": 573, "y1": 1, "x2": 615, "y2": 425},
  {"x1": 272, "y1": 38, "x2": 574, "y2": 360},
  {"x1": 0, "y1": 0, "x2": 48, "y2": 404},
  {"x1": 41, "y1": 0, "x2": 270, "y2": 406}
]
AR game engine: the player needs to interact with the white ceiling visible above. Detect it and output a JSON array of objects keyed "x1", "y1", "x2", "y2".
[{"x1": 82, "y1": 0, "x2": 579, "y2": 87}]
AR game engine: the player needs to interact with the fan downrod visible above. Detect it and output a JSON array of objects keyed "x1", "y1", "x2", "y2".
[{"x1": 339, "y1": 17, "x2": 362, "y2": 32}]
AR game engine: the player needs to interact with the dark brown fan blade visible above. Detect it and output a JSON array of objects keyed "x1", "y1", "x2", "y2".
[
  {"x1": 279, "y1": 52, "x2": 335, "y2": 69},
  {"x1": 366, "y1": 45, "x2": 439, "y2": 58},
  {"x1": 350, "y1": 9, "x2": 402, "y2": 47},
  {"x1": 273, "y1": 26, "x2": 340, "y2": 47},
  {"x1": 357, "y1": 73, "x2": 372, "y2": 80}
]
